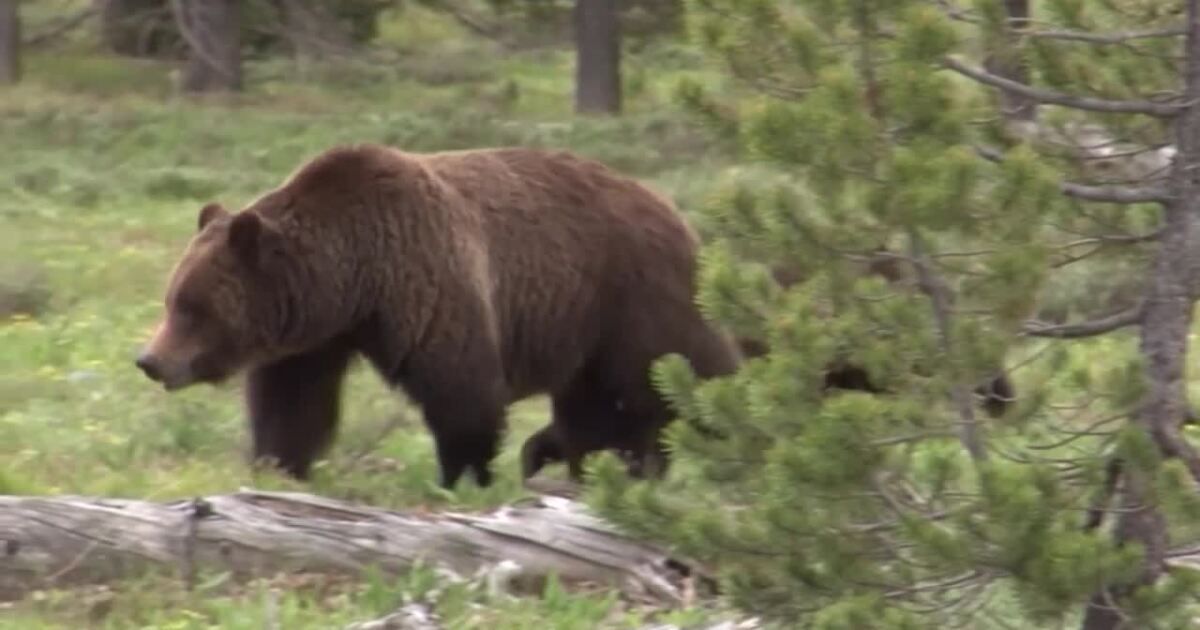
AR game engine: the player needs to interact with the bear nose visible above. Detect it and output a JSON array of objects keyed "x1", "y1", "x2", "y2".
[{"x1": 135, "y1": 353, "x2": 163, "y2": 382}]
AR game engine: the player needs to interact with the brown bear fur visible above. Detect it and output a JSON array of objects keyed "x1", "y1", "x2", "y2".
[
  {"x1": 135, "y1": 143, "x2": 742, "y2": 489},
  {"x1": 736, "y1": 250, "x2": 1016, "y2": 418}
]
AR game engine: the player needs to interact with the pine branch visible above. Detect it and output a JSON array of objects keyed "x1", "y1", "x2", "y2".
[
  {"x1": 944, "y1": 56, "x2": 1186, "y2": 117},
  {"x1": 1026, "y1": 26, "x2": 1186, "y2": 45},
  {"x1": 973, "y1": 145, "x2": 1171, "y2": 203},
  {"x1": 1021, "y1": 304, "x2": 1143, "y2": 338}
]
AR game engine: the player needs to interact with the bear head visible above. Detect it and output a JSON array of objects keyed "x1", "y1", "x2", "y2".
[{"x1": 135, "y1": 201, "x2": 295, "y2": 391}]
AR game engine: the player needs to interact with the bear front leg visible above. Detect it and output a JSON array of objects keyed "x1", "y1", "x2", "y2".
[
  {"x1": 415, "y1": 387, "x2": 505, "y2": 489},
  {"x1": 434, "y1": 419, "x2": 502, "y2": 489},
  {"x1": 244, "y1": 339, "x2": 356, "y2": 480},
  {"x1": 397, "y1": 350, "x2": 508, "y2": 490}
]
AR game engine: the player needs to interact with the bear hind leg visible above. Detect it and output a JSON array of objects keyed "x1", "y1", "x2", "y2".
[
  {"x1": 549, "y1": 382, "x2": 607, "y2": 483},
  {"x1": 520, "y1": 367, "x2": 651, "y2": 484},
  {"x1": 519, "y1": 423, "x2": 566, "y2": 481}
]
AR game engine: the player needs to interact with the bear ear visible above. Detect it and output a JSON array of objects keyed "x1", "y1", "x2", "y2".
[
  {"x1": 228, "y1": 212, "x2": 265, "y2": 264},
  {"x1": 198, "y1": 203, "x2": 229, "y2": 231}
]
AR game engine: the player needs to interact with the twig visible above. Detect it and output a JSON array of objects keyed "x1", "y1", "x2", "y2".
[{"x1": 1058, "y1": 229, "x2": 1165, "y2": 248}]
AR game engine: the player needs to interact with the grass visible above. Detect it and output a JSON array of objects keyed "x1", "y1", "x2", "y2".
[{"x1": 0, "y1": 8, "x2": 744, "y2": 628}]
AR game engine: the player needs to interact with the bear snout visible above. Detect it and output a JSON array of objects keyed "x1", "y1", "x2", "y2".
[
  {"x1": 134, "y1": 353, "x2": 164, "y2": 382},
  {"x1": 133, "y1": 351, "x2": 196, "y2": 391}
]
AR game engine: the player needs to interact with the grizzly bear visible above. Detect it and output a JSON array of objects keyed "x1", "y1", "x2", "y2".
[
  {"x1": 134, "y1": 143, "x2": 742, "y2": 489},
  {"x1": 737, "y1": 249, "x2": 1016, "y2": 418}
]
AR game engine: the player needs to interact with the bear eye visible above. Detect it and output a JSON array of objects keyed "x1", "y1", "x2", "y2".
[{"x1": 173, "y1": 296, "x2": 207, "y2": 327}]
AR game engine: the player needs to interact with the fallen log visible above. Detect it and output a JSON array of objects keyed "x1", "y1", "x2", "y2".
[
  {"x1": 0, "y1": 489, "x2": 703, "y2": 605},
  {"x1": 343, "y1": 602, "x2": 762, "y2": 630}
]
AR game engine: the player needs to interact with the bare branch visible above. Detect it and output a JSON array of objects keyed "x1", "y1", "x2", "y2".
[
  {"x1": 944, "y1": 56, "x2": 1185, "y2": 117},
  {"x1": 1059, "y1": 229, "x2": 1165, "y2": 248},
  {"x1": 908, "y1": 232, "x2": 988, "y2": 463},
  {"x1": 1026, "y1": 26, "x2": 1186, "y2": 45},
  {"x1": 1060, "y1": 181, "x2": 1171, "y2": 204},
  {"x1": 1021, "y1": 304, "x2": 1144, "y2": 338}
]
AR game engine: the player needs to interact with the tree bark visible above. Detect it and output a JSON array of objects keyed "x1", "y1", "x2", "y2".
[
  {"x1": 1079, "y1": 2, "x2": 1200, "y2": 629},
  {"x1": 0, "y1": 0, "x2": 20, "y2": 85},
  {"x1": 984, "y1": 0, "x2": 1036, "y2": 123},
  {"x1": 573, "y1": 0, "x2": 621, "y2": 115},
  {"x1": 172, "y1": 0, "x2": 241, "y2": 93},
  {"x1": 0, "y1": 490, "x2": 702, "y2": 605}
]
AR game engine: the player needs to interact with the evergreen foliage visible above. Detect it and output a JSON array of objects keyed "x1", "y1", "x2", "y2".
[{"x1": 587, "y1": 0, "x2": 1200, "y2": 626}]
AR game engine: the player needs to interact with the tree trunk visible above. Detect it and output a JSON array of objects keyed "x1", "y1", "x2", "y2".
[
  {"x1": 172, "y1": 0, "x2": 241, "y2": 93},
  {"x1": 0, "y1": 0, "x2": 20, "y2": 85},
  {"x1": 0, "y1": 490, "x2": 704, "y2": 605},
  {"x1": 984, "y1": 0, "x2": 1035, "y2": 123},
  {"x1": 573, "y1": 0, "x2": 621, "y2": 115},
  {"x1": 1079, "y1": 2, "x2": 1200, "y2": 628}
]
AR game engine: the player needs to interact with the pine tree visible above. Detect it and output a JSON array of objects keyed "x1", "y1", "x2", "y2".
[{"x1": 586, "y1": 1, "x2": 1200, "y2": 627}]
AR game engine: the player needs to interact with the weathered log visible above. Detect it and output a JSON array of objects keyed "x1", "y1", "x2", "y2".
[
  {"x1": 343, "y1": 602, "x2": 762, "y2": 630},
  {"x1": 345, "y1": 603, "x2": 444, "y2": 630},
  {"x1": 0, "y1": 489, "x2": 701, "y2": 604}
]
